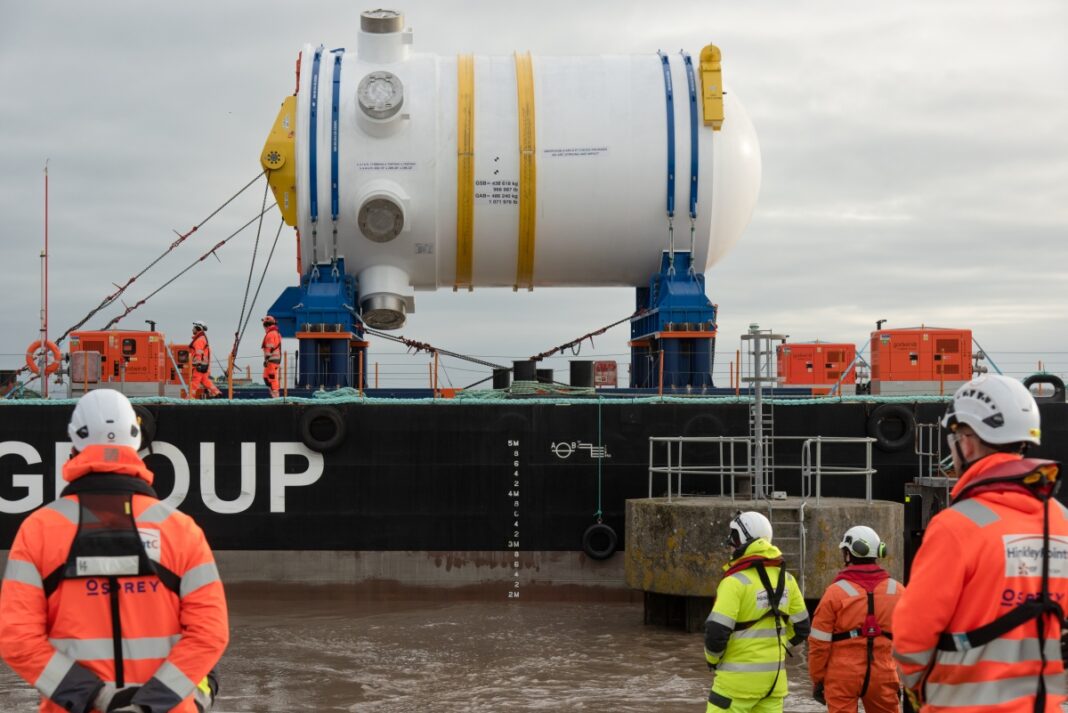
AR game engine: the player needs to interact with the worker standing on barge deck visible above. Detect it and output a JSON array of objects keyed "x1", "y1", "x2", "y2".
[
  {"x1": 703, "y1": 511, "x2": 810, "y2": 713},
  {"x1": 0, "y1": 389, "x2": 228, "y2": 712},
  {"x1": 893, "y1": 374, "x2": 1068, "y2": 712},
  {"x1": 260, "y1": 315, "x2": 282, "y2": 398},
  {"x1": 808, "y1": 525, "x2": 903, "y2": 713},
  {"x1": 190, "y1": 321, "x2": 222, "y2": 399}
]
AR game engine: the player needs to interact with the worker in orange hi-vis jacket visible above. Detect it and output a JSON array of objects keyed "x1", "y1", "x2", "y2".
[
  {"x1": 261, "y1": 315, "x2": 282, "y2": 398},
  {"x1": 893, "y1": 374, "x2": 1068, "y2": 713},
  {"x1": 808, "y1": 525, "x2": 904, "y2": 713},
  {"x1": 0, "y1": 389, "x2": 228, "y2": 712},
  {"x1": 189, "y1": 321, "x2": 221, "y2": 398}
]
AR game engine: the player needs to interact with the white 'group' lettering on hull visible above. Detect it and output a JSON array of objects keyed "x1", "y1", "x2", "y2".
[
  {"x1": 0, "y1": 442, "x2": 43, "y2": 514},
  {"x1": 0, "y1": 441, "x2": 324, "y2": 514},
  {"x1": 200, "y1": 442, "x2": 257, "y2": 514}
]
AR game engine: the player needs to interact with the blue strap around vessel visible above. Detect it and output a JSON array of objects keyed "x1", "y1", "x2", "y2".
[
  {"x1": 330, "y1": 49, "x2": 344, "y2": 222},
  {"x1": 309, "y1": 46, "x2": 323, "y2": 223},
  {"x1": 657, "y1": 51, "x2": 676, "y2": 218},
  {"x1": 681, "y1": 51, "x2": 699, "y2": 219}
]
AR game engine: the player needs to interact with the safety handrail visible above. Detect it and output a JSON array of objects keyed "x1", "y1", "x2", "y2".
[
  {"x1": 650, "y1": 435, "x2": 879, "y2": 503},
  {"x1": 648, "y1": 436, "x2": 751, "y2": 501},
  {"x1": 800, "y1": 436, "x2": 876, "y2": 504}
]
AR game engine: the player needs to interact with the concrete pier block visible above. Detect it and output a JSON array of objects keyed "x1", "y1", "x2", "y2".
[{"x1": 625, "y1": 497, "x2": 903, "y2": 630}]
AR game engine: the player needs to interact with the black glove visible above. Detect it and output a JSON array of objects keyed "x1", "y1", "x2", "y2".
[
  {"x1": 813, "y1": 682, "x2": 826, "y2": 705},
  {"x1": 196, "y1": 363, "x2": 209, "y2": 374},
  {"x1": 106, "y1": 686, "x2": 145, "y2": 712}
]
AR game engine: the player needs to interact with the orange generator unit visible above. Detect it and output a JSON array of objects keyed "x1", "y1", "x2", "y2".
[
  {"x1": 777, "y1": 342, "x2": 857, "y2": 394},
  {"x1": 67, "y1": 330, "x2": 188, "y2": 398},
  {"x1": 869, "y1": 327, "x2": 972, "y2": 395},
  {"x1": 168, "y1": 343, "x2": 193, "y2": 390}
]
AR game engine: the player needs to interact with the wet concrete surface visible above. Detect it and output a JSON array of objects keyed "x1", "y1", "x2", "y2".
[{"x1": 0, "y1": 584, "x2": 825, "y2": 712}]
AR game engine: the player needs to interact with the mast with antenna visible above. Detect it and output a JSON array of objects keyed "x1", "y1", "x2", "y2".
[{"x1": 39, "y1": 160, "x2": 49, "y2": 398}]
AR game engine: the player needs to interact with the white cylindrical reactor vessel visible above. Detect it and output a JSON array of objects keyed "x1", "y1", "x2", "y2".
[{"x1": 283, "y1": 9, "x2": 761, "y2": 328}]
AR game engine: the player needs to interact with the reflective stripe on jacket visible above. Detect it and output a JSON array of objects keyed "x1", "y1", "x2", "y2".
[
  {"x1": 892, "y1": 453, "x2": 1068, "y2": 712},
  {"x1": 0, "y1": 445, "x2": 229, "y2": 713},
  {"x1": 809, "y1": 567, "x2": 903, "y2": 687},
  {"x1": 262, "y1": 326, "x2": 282, "y2": 363},
  {"x1": 191, "y1": 333, "x2": 210, "y2": 366},
  {"x1": 704, "y1": 538, "x2": 810, "y2": 699}
]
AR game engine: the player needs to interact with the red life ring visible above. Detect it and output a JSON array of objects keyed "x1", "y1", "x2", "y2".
[{"x1": 25, "y1": 340, "x2": 61, "y2": 376}]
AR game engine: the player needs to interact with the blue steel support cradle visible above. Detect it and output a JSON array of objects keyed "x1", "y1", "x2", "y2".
[
  {"x1": 271, "y1": 251, "x2": 714, "y2": 390},
  {"x1": 268, "y1": 257, "x2": 367, "y2": 389},
  {"x1": 630, "y1": 251, "x2": 717, "y2": 389}
]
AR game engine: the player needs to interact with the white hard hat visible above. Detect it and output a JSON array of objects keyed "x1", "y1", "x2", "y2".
[
  {"x1": 840, "y1": 525, "x2": 885, "y2": 559},
  {"x1": 68, "y1": 389, "x2": 141, "y2": 451},
  {"x1": 192, "y1": 320, "x2": 207, "y2": 331},
  {"x1": 941, "y1": 374, "x2": 1041, "y2": 446},
  {"x1": 729, "y1": 511, "x2": 773, "y2": 548}
]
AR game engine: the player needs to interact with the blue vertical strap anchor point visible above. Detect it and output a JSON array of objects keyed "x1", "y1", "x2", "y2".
[
  {"x1": 681, "y1": 51, "x2": 699, "y2": 276},
  {"x1": 657, "y1": 51, "x2": 677, "y2": 220},
  {"x1": 309, "y1": 46, "x2": 324, "y2": 224},
  {"x1": 308, "y1": 46, "x2": 325, "y2": 267},
  {"x1": 330, "y1": 48, "x2": 344, "y2": 267},
  {"x1": 657, "y1": 51, "x2": 677, "y2": 275}
]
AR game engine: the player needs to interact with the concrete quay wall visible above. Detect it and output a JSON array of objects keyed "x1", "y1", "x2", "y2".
[{"x1": 625, "y1": 497, "x2": 904, "y2": 601}]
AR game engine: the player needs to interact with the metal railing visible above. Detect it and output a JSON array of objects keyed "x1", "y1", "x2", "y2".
[
  {"x1": 914, "y1": 422, "x2": 956, "y2": 501},
  {"x1": 649, "y1": 435, "x2": 877, "y2": 503},
  {"x1": 648, "y1": 436, "x2": 752, "y2": 501},
  {"x1": 800, "y1": 436, "x2": 876, "y2": 503},
  {"x1": 915, "y1": 422, "x2": 952, "y2": 477}
]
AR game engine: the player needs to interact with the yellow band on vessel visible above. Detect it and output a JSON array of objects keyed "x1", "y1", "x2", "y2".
[
  {"x1": 455, "y1": 54, "x2": 475, "y2": 291},
  {"x1": 514, "y1": 52, "x2": 537, "y2": 291}
]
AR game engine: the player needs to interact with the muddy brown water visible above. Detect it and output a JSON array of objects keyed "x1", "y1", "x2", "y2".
[{"x1": 0, "y1": 584, "x2": 827, "y2": 712}]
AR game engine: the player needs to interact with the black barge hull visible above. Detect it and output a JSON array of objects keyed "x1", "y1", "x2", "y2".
[{"x1": 1, "y1": 400, "x2": 1065, "y2": 583}]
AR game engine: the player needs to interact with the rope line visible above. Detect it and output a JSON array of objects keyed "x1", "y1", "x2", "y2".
[
  {"x1": 595, "y1": 397, "x2": 604, "y2": 520},
  {"x1": 363, "y1": 327, "x2": 509, "y2": 371},
  {"x1": 236, "y1": 220, "x2": 285, "y2": 352},
  {"x1": 102, "y1": 205, "x2": 276, "y2": 330},
  {"x1": 230, "y1": 181, "x2": 272, "y2": 359},
  {"x1": 529, "y1": 309, "x2": 647, "y2": 362},
  {"x1": 55, "y1": 171, "x2": 266, "y2": 347}
]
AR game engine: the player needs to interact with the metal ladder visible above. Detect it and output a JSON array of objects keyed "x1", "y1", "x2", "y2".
[
  {"x1": 741, "y1": 324, "x2": 785, "y2": 498},
  {"x1": 748, "y1": 406, "x2": 776, "y2": 497},
  {"x1": 766, "y1": 500, "x2": 807, "y2": 595}
]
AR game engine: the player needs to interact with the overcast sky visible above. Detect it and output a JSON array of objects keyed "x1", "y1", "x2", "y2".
[{"x1": 2, "y1": 1, "x2": 1066, "y2": 389}]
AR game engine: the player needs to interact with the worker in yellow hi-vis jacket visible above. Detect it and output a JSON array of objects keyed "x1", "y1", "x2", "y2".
[{"x1": 703, "y1": 511, "x2": 810, "y2": 713}]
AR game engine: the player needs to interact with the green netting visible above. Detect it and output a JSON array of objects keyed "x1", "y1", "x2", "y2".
[{"x1": 0, "y1": 385, "x2": 952, "y2": 408}]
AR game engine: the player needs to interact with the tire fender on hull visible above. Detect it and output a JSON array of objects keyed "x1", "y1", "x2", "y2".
[
  {"x1": 867, "y1": 404, "x2": 915, "y2": 452},
  {"x1": 1023, "y1": 373, "x2": 1066, "y2": 403},
  {"x1": 133, "y1": 405, "x2": 156, "y2": 451},
  {"x1": 300, "y1": 406, "x2": 346, "y2": 452},
  {"x1": 582, "y1": 522, "x2": 618, "y2": 560}
]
